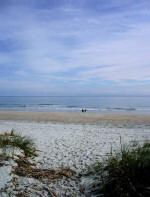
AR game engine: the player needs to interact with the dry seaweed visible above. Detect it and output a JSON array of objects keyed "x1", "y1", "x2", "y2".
[{"x1": 13, "y1": 156, "x2": 76, "y2": 182}]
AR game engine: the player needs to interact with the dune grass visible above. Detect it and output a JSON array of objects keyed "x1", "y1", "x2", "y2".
[
  {"x1": 0, "y1": 130, "x2": 37, "y2": 158},
  {"x1": 84, "y1": 140, "x2": 150, "y2": 197}
]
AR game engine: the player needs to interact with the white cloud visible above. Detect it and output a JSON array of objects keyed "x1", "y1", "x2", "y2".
[
  {"x1": 0, "y1": 1, "x2": 150, "y2": 95},
  {"x1": 72, "y1": 24, "x2": 150, "y2": 82}
]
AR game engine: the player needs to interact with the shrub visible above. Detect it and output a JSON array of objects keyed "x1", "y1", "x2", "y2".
[{"x1": 84, "y1": 141, "x2": 150, "y2": 197}]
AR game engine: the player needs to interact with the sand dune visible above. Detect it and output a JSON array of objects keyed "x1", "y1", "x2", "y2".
[{"x1": 0, "y1": 120, "x2": 150, "y2": 196}]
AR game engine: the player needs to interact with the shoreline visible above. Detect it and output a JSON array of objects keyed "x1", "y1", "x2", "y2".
[{"x1": 0, "y1": 110, "x2": 150, "y2": 125}]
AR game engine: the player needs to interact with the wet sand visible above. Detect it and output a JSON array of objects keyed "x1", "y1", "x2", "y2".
[{"x1": 0, "y1": 111, "x2": 150, "y2": 125}]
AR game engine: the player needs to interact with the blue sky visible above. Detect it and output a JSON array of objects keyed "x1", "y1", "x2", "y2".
[{"x1": 0, "y1": 0, "x2": 150, "y2": 96}]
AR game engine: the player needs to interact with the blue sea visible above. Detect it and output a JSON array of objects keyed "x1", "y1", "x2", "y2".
[{"x1": 0, "y1": 96, "x2": 150, "y2": 114}]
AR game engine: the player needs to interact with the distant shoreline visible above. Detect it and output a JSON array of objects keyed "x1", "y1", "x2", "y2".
[{"x1": 0, "y1": 111, "x2": 150, "y2": 125}]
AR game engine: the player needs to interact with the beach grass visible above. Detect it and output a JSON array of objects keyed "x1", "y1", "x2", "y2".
[
  {"x1": 84, "y1": 140, "x2": 150, "y2": 197},
  {"x1": 0, "y1": 130, "x2": 37, "y2": 158},
  {"x1": 0, "y1": 130, "x2": 76, "y2": 182}
]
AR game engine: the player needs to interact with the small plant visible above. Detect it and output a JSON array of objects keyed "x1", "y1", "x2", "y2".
[
  {"x1": 84, "y1": 141, "x2": 150, "y2": 197},
  {"x1": 0, "y1": 130, "x2": 37, "y2": 158}
]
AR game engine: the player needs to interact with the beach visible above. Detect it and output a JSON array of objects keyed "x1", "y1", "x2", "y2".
[
  {"x1": 0, "y1": 111, "x2": 150, "y2": 125},
  {"x1": 0, "y1": 111, "x2": 150, "y2": 196}
]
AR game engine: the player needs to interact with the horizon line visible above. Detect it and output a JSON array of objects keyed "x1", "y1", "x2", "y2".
[{"x1": 0, "y1": 95, "x2": 150, "y2": 97}]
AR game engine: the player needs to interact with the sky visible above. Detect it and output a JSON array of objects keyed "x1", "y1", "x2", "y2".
[{"x1": 0, "y1": 0, "x2": 150, "y2": 96}]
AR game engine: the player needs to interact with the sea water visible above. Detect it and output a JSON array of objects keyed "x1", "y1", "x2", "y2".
[{"x1": 0, "y1": 96, "x2": 150, "y2": 114}]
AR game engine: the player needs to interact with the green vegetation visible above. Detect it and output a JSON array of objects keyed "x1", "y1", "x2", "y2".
[
  {"x1": 85, "y1": 141, "x2": 150, "y2": 197},
  {"x1": 0, "y1": 130, "x2": 37, "y2": 158},
  {"x1": 0, "y1": 130, "x2": 75, "y2": 188}
]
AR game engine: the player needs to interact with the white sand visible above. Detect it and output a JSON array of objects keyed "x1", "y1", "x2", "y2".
[
  {"x1": 0, "y1": 120, "x2": 150, "y2": 196},
  {"x1": 0, "y1": 120, "x2": 149, "y2": 170}
]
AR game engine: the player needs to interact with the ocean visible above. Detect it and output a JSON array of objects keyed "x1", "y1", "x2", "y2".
[{"x1": 0, "y1": 96, "x2": 150, "y2": 114}]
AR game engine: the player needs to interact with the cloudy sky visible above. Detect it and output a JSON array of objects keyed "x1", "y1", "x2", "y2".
[{"x1": 0, "y1": 0, "x2": 150, "y2": 96}]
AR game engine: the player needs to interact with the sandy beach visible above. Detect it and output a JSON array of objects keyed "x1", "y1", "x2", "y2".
[
  {"x1": 0, "y1": 112, "x2": 150, "y2": 196},
  {"x1": 0, "y1": 111, "x2": 150, "y2": 125}
]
